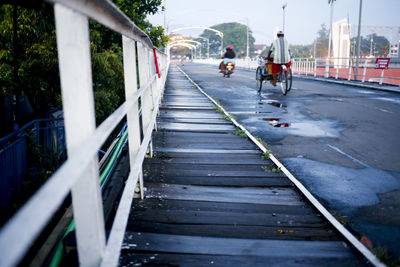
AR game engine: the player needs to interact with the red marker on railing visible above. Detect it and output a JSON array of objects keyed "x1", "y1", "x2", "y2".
[{"x1": 153, "y1": 48, "x2": 161, "y2": 78}]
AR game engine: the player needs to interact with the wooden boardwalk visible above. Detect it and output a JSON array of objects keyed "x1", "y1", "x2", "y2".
[{"x1": 119, "y1": 65, "x2": 365, "y2": 266}]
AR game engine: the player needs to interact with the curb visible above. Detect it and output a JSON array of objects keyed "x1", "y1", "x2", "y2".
[
  {"x1": 293, "y1": 75, "x2": 400, "y2": 93},
  {"x1": 176, "y1": 64, "x2": 385, "y2": 267}
]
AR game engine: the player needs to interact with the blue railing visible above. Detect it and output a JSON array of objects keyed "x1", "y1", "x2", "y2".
[{"x1": 0, "y1": 119, "x2": 65, "y2": 218}]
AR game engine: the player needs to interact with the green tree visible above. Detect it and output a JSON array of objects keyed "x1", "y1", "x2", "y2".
[
  {"x1": 200, "y1": 22, "x2": 255, "y2": 58},
  {"x1": 315, "y1": 23, "x2": 329, "y2": 58},
  {"x1": 0, "y1": 0, "x2": 167, "y2": 132},
  {"x1": 351, "y1": 34, "x2": 390, "y2": 57},
  {"x1": 290, "y1": 44, "x2": 313, "y2": 58}
]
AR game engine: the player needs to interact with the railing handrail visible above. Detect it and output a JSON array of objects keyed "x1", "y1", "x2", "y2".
[
  {"x1": 0, "y1": 1, "x2": 169, "y2": 266},
  {"x1": 47, "y1": 0, "x2": 154, "y2": 50}
]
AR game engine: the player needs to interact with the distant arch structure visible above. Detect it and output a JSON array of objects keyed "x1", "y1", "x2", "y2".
[
  {"x1": 167, "y1": 42, "x2": 197, "y2": 59},
  {"x1": 170, "y1": 26, "x2": 224, "y2": 52}
]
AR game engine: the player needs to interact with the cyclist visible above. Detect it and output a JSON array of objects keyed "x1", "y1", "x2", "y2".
[
  {"x1": 267, "y1": 31, "x2": 291, "y2": 86},
  {"x1": 219, "y1": 45, "x2": 236, "y2": 72}
]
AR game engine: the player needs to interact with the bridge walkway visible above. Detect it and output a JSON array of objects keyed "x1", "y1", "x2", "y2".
[{"x1": 118, "y1": 65, "x2": 364, "y2": 266}]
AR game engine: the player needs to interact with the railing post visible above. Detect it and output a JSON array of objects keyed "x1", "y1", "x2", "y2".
[
  {"x1": 335, "y1": 60, "x2": 339, "y2": 79},
  {"x1": 305, "y1": 59, "x2": 309, "y2": 76},
  {"x1": 54, "y1": 4, "x2": 105, "y2": 266},
  {"x1": 137, "y1": 44, "x2": 154, "y2": 158},
  {"x1": 348, "y1": 57, "x2": 352, "y2": 81},
  {"x1": 362, "y1": 59, "x2": 367, "y2": 83},
  {"x1": 314, "y1": 59, "x2": 317, "y2": 77},
  {"x1": 379, "y1": 69, "x2": 385, "y2": 85},
  {"x1": 122, "y1": 36, "x2": 144, "y2": 201}
]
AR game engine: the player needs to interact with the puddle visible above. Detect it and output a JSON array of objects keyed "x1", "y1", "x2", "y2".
[
  {"x1": 281, "y1": 157, "x2": 400, "y2": 211},
  {"x1": 268, "y1": 101, "x2": 287, "y2": 108},
  {"x1": 260, "y1": 100, "x2": 287, "y2": 108},
  {"x1": 263, "y1": 118, "x2": 290, "y2": 128},
  {"x1": 355, "y1": 90, "x2": 377, "y2": 95},
  {"x1": 288, "y1": 122, "x2": 338, "y2": 137}
]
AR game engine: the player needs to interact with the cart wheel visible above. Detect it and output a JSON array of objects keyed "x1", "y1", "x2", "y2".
[
  {"x1": 287, "y1": 68, "x2": 293, "y2": 92},
  {"x1": 256, "y1": 67, "x2": 263, "y2": 92},
  {"x1": 280, "y1": 69, "x2": 288, "y2": 96}
]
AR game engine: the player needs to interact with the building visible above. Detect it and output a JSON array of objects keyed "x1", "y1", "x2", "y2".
[
  {"x1": 332, "y1": 18, "x2": 351, "y2": 67},
  {"x1": 253, "y1": 44, "x2": 267, "y2": 56},
  {"x1": 389, "y1": 42, "x2": 399, "y2": 57}
]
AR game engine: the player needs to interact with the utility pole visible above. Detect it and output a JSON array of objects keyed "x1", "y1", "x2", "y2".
[
  {"x1": 246, "y1": 18, "x2": 249, "y2": 58},
  {"x1": 325, "y1": 0, "x2": 335, "y2": 78},
  {"x1": 163, "y1": 0, "x2": 167, "y2": 33},
  {"x1": 369, "y1": 35, "x2": 373, "y2": 57},
  {"x1": 355, "y1": 0, "x2": 363, "y2": 80},
  {"x1": 282, "y1": 3, "x2": 287, "y2": 33}
]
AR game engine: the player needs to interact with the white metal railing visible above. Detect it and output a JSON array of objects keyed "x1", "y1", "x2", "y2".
[
  {"x1": 194, "y1": 57, "x2": 400, "y2": 87},
  {"x1": 0, "y1": 0, "x2": 169, "y2": 266},
  {"x1": 291, "y1": 57, "x2": 400, "y2": 86}
]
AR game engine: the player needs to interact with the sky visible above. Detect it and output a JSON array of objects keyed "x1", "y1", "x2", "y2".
[{"x1": 148, "y1": 0, "x2": 400, "y2": 46}]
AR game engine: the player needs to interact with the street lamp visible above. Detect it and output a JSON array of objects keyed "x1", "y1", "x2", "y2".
[{"x1": 282, "y1": 3, "x2": 287, "y2": 33}]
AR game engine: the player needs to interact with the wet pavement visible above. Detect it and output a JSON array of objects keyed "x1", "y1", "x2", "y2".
[{"x1": 179, "y1": 62, "x2": 400, "y2": 258}]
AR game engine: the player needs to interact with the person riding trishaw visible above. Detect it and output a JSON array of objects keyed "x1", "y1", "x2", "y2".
[{"x1": 267, "y1": 31, "x2": 291, "y2": 86}]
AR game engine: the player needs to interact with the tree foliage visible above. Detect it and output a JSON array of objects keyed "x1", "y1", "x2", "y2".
[
  {"x1": 351, "y1": 34, "x2": 390, "y2": 57},
  {"x1": 0, "y1": 1, "x2": 167, "y2": 133},
  {"x1": 0, "y1": 4, "x2": 59, "y2": 113},
  {"x1": 200, "y1": 22, "x2": 255, "y2": 57},
  {"x1": 290, "y1": 44, "x2": 313, "y2": 58},
  {"x1": 315, "y1": 23, "x2": 329, "y2": 58}
]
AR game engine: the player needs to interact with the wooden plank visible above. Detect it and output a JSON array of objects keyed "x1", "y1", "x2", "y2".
[
  {"x1": 133, "y1": 199, "x2": 315, "y2": 215},
  {"x1": 126, "y1": 222, "x2": 340, "y2": 241},
  {"x1": 121, "y1": 232, "x2": 356, "y2": 258},
  {"x1": 159, "y1": 110, "x2": 222, "y2": 119},
  {"x1": 119, "y1": 253, "x2": 364, "y2": 267},
  {"x1": 143, "y1": 163, "x2": 286, "y2": 177},
  {"x1": 145, "y1": 183, "x2": 303, "y2": 206},
  {"x1": 145, "y1": 156, "x2": 267, "y2": 165},
  {"x1": 152, "y1": 132, "x2": 259, "y2": 150},
  {"x1": 157, "y1": 122, "x2": 236, "y2": 133},
  {"x1": 129, "y1": 209, "x2": 326, "y2": 227},
  {"x1": 157, "y1": 117, "x2": 232, "y2": 125},
  {"x1": 161, "y1": 102, "x2": 214, "y2": 107},
  {"x1": 153, "y1": 148, "x2": 261, "y2": 154},
  {"x1": 144, "y1": 175, "x2": 292, "y2": 187}
]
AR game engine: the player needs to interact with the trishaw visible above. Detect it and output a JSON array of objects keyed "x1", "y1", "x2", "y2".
[{"x1": 256, "y1": 57, "x2": 293, "y2": 95}]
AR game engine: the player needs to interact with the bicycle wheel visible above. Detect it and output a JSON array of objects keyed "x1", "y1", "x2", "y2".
[
  {"x1": 256, "y1": 67, "x2": 263, "y2": 92},
  {"x1": 287, "y1": 68, "x2": 293, "y2": 92},
  {"x1": 280, "y1": 69, "x2": 288, "y2": 96}
]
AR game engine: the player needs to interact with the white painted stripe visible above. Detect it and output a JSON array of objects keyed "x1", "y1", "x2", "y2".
[{"x1": 177, "y1": 65, "x2": 385, "y2": 267}]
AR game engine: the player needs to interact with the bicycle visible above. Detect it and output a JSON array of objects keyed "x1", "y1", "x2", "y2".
[{"x1": 256, "y1": 57, "x2": 292, "y2": 95}]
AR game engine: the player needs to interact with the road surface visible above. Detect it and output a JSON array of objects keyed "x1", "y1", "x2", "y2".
[{"x1": 179, "y1": 62, "x2": 400, "y2": 258}]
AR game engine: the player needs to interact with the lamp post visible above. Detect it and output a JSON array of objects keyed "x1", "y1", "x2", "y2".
[
  {"x1": 282, "y1": 3, "x2": 287, "y2": 33},
  {"x1": 325, "y1": 0, "x2": 335, "y2": 78},
  {"x1": 163, "y1": 0, "x2": 167, "y2": 33},
  {"x1": 355, "y1": 0, "x2": 363, "y2": 80}
]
